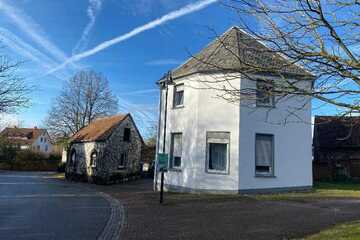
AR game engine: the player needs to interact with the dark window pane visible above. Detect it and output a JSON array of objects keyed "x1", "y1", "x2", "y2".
[
  {"x1": 123, "y1": 128, "x2": 131, "y2": 142},
  {"x1": 173, "y1": 157, "x2": 181, "y2": 167},
  {"x1": 174, "y1": 90, "x2": 184, "y2": 106},
  {"x1": 209, "y1": 143, "x2": 227, "y2": 171},
  {"x1": 256, "y1": 81, "x2": 274, "y2": 106},
  {"x1": 255, "y1": 134, "x2": 274, "y2": 174}
]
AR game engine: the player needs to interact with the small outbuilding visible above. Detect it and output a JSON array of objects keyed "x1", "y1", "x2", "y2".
[
  {"x1": 65, "y1": 114, "x2": 144, "y2": 184},
  {"x1": 313, "y1": 116, "x2": 360, "y2": 181}
]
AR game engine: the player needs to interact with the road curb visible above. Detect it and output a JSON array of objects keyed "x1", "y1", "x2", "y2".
[{"x1": 97, "y1": 192, "x2": 125, "y2": 240}]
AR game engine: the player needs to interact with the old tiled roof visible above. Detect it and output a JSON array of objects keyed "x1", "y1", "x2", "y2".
[
  {"x1": 313, "y1": 116, "x2": 360, "y2": 148},
  {"x1": 0, "y1": 127, "x2": 46, "y2": 145},
  {"x1": 161, "y1": 26, "x2": 314, "y2": 81},
  {"x1": 70, "y1": 114, "x2": 128, "y2": 143}
]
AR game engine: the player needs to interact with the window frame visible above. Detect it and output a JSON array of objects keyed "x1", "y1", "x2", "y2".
[
  {"x1": 205, "y1": 132, "x2": 230, "y2": 175},
  {"x1": 256, "y1": 80, "x2": 275, "y2": 108},
  {"x1": 255, "y1": 133, "x2": 275, "y2": 177},
  {"x1": 118, "y1": 152, "x2": 127, "y2": 169},
  {"x1": 170, "y1": 132, "x2": 182, "y2": 170},
  {"x1": 90, "y1": 150, "x2": 97, "y2": 168},
  {"x1": 173, "y1": 84, "x2": 184, "y2": 108}
]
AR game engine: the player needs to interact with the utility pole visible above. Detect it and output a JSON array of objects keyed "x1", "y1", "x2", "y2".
[{"x1": 159, "y1": 71, "x2": 172, "y2": 204}]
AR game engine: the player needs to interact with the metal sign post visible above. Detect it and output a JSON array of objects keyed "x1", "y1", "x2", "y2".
[{"x1": 157, "y1": 153, "x2": 168, "y2": 204}]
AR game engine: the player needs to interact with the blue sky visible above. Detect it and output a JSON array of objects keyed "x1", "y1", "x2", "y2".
[
  {"x1": 0, "y1": 0, "x2": 336, "y2": 134},
  {"x1": 0, "y1": 0, "x2": 245, "y2": 134}
]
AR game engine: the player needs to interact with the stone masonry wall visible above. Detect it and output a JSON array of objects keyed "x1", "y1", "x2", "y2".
[{"x1": 65, "y1": 115, "x2": 143, "y2": 183}]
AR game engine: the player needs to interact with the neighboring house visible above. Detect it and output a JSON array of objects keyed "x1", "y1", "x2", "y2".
[
  {"x1": 0, "y1": 127, "x2": 53, "y2": 154},
  {"x1": 313, "y1": 116, "x2": 360, "y2": 181},
  {"x1": 65, "y1": 114, "x2": 144, "y2": 184},
  {"x1": 155, "y1": 26, "x2": 314, "y2": 193}
]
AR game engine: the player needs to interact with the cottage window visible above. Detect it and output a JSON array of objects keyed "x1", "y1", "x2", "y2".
[
  {"x1": 255, "y1": 134, "x2": 274, "y2": 176},
  {"x1": 123, "y1": 128, "x2": 131, "y2": 142},
  {"x1": 45, "y1": 145, "x2": 48, "y2": 152},
  {"x1": 206, "y1": 132, "x2": 230, "y2": 174},
  {"x1": 170, "y1": 133, "x2": 182, "y2": 169},
  {"x1": 173, "y1": 84, "x2": 184, "y2": 108},
  {"x1": 90, "y1": 151, "x2": 97, "y2": 168},
  {"x1": 118, "y1": 152, "x2": 127, "y2": 169},
  {"x1": 70, "y1": 150, "x2": 76, "y2": 167},
  {"x1": 256, "y1": 80, "x2": 274, "y2": 107}
]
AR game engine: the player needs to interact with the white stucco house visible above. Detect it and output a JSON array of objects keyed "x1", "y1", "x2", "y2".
[
  {"x1": 155, "y1": 26, "x2": 314, "y2": 193},
  {"x1": 0, "y1": 127, "x2": 53, "y2": 154}
]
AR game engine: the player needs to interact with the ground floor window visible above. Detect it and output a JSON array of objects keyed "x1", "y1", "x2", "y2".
[
  {"x1": 255, "y1": 134, "x2": 274, "y2": 176},
  {"x1": 118, "y1": 152, "x2": 127, "y2": 169},
  {"x1": 206, "y1": 132, "x2": 230, "y2": 174},
  {"x1": 90, "y1": 151, "x2": 97, "y2": 168},
  {"x1": 170, "y1": 133, "x2": 182, "y2": 169}
]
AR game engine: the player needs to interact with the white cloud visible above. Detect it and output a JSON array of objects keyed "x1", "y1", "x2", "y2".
[
  {"x1": 120, "y1": 89, "x2": 158, "y2": 96},
  {"x1": 72, "y1": 0, "x2": 103, "y2": 54},
  {"x1": 0, "y1": 0, "x2": 82, "y2": 72},
  {"x1": 0, "y1": 27, "x2": 72, "y2": 81},
  {"x1": 145, "y1": 58, "x2": 182, "y2": 66},
  {"x1": 47, "y1": 0, "x2": 218, "y2": 75}
]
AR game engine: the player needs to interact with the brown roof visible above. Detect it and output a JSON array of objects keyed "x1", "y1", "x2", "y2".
[
  {"x1": 313, "y1": 116, "x2": 360, "y2": 148},
  {"x1": 0, "y1": 127, "x2": 46, "y2": 145},
  {"x1": 161, "y1": 26, "x2": 314, "y2": 81},
  {"x1": 70, "y1": 114, "x2": 128, "y2": 143}
]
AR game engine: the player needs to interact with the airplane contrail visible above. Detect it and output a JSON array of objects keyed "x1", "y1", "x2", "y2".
[{"x1": 47, "y1": 0, "x2": 218, "y2": 75}]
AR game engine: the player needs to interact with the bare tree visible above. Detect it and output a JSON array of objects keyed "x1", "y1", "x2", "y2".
[
  {"x1": 0, "y1": 54, "x2": 30, "y2": 114},
  {"x1": 46, "y1": 70, "x2": 118, "y2": 137},
  {"x1": 181, "y1": 0, "x2": 359, "y2": 118}
]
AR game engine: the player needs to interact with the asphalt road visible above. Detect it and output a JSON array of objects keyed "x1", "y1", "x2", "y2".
[{"x1": 0, "y1": 171, "x2": 123, "y2": 240}]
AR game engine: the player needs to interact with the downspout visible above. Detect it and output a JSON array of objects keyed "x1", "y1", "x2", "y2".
[
  {"x1": 154, "y1": 71, "x2": 172, "y2": 191},
  {"x1": 154, "y1": 82, "x2": 163, "y2": 191}
]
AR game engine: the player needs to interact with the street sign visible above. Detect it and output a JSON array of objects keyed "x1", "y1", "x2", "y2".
[{"x1": 157, "y1": 153, "x2": 169, "y2": 170}]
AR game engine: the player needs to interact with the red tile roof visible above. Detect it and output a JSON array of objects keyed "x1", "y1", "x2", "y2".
[
  {"x1": 0, "y1": 127, "x2": 46, "y2": 145},
  {"x1": 70, "y1": 114, "x2": 128, "y2": 142}
]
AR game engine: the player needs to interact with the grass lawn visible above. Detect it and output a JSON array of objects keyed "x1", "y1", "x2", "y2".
[
  {"x1": 165, "y1": 182, "x2": 360, "y2": 203},
  {"x1": 255, "y1": 182, "x2": 360, "y2": 201},
  {"x1": 303, "y1": 221, "x2": 360, "y2": 240}
]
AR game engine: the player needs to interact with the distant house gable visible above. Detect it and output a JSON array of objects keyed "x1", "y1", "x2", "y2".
[{"x1": 0, "y1": 127, "x2": 48, "y2": 146}]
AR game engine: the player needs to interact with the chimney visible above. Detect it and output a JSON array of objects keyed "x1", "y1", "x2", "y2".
[{"x1": 34, "y1": 126, "x2": 37, "y2": 129}]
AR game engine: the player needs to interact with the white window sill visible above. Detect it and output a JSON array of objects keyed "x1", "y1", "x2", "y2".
[
  {"x1": 255, "y1": 173, "x2": 276, "y2": 178},
  {"x1": 173, "y1": 105, "x2": 184, "y2": 109},
  {"x1": 168, "y1": 168, "x2": 182, "y2": 172},
  {"x1": 206, "y1": 169, "x2": 229, "y2": 175}
]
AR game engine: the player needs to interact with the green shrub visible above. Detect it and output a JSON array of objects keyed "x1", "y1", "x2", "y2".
[
  {"x1": 0, "y1": 149, "x2": 62, "y2": 171},
  {"x1": 57, "y1": 162, "x2": 66, "y2": 172}
]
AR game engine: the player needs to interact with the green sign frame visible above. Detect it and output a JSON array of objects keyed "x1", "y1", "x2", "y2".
[{"x1": 157, "y1": 153, "x2": 169, "y2": 170}]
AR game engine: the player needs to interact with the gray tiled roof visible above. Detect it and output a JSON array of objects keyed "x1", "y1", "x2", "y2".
[{"x1": 163, "y1": 26, "x2": 313, "y2": 81}]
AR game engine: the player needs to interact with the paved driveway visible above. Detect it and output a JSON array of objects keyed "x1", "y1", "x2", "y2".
[
  {"x1": 92, "y1": 179, "x2": 360, "y2": 240},
  {"x1": 0, "y1": 171, "x2": 123, "y2": 240}
]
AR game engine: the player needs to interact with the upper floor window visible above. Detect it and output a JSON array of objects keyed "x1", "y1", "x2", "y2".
[
  {"x1": 170, "y1": 133, "x2": 182, "y2": 169},
  {"x1": 206, "y1": 132, "x2": 230, "y2": 174},
  {"x1": 123, "y1": 128, "x2": 131, "y2": 142},
  {"x1": 173, "y1": 84, "x2": 184, "y2": 108},
  {"x1": 255, "y1": 134, "x2": 274, "y2": 176},
  {"x1": 256, "y1": 80, "x2": 274, "y2": 107}
]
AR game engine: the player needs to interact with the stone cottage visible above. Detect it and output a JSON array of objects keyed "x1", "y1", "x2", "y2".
[{"x1": 65, "y1": 114, "x2": 144, "y2": 184}]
